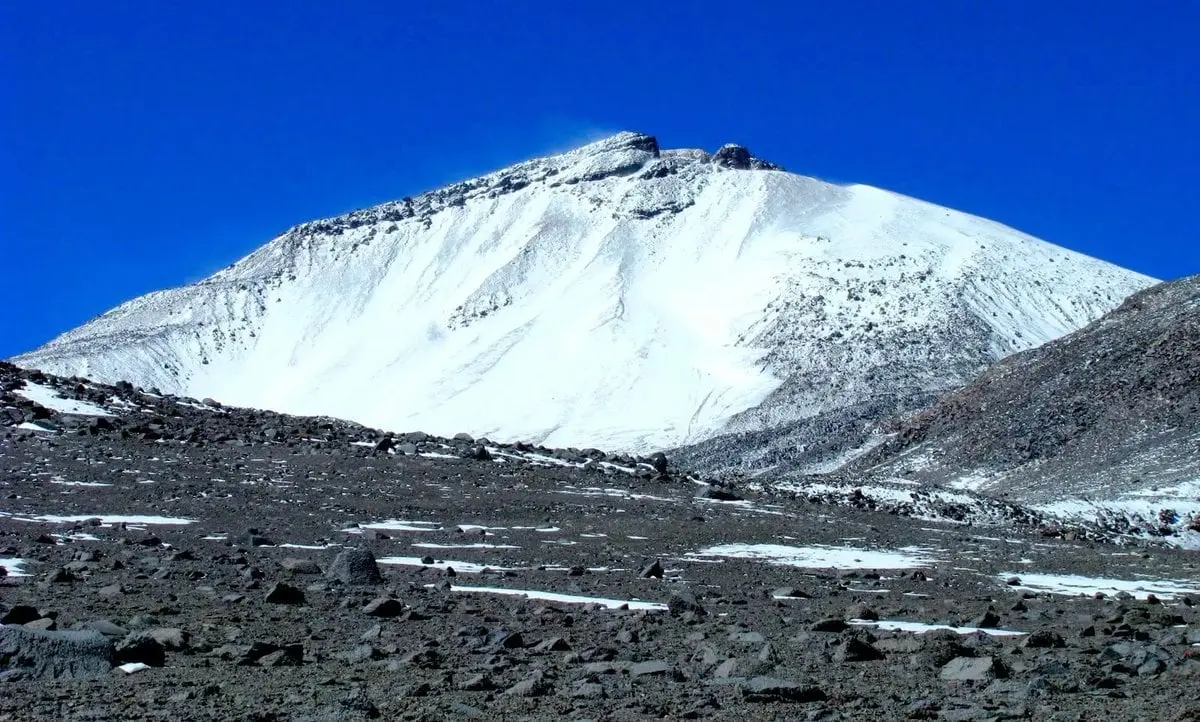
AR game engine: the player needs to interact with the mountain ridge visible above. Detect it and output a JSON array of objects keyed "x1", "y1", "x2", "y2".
[{"x1": 13, "y1": 132, "x2": 1156, "y2": 464}]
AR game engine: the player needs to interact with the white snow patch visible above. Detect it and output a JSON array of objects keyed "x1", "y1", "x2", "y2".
[
  {"x1": 411, "y1": 542, "x2": 519, "y2": 550},
  {"x1": 279, "y1": 543, "x2": 339, "y2": 550},
  {"x1": 344, "y1": 520, "x2": 440, "y2": 533},
  {"x1": 377, "y1": 557, "x2": 511, "y2": 574},
  {"x1": 118, "y1": 662, "x2": 151, "y2": 674},
  {"x1": 691, "y1": 543, "x2": 939, "y2": 569},
  {"x1": 12, "y1": 422, "x2": 55, "y2": 432},
  {"x1": 444, "y1": 585, "x2": 667, "y2": 611},
  {"x1": 6, "y1": 514, "x2": 195, "y2": 526},
  {"x1": 50, "y1": 479, "x2": 113, "y2": 487},
  {"x1": 1001, "y1": 572, "x2": 1200, "y2": 600},
  {"x1": 850, "y1": 619, "x2": 1025, "y2": 637},
  {"x1": 16, "y1": 383, "x2": 114, "y2": 416},
  {"x1": 0, "y1": 558, "x2": 29, "y2": 577}
]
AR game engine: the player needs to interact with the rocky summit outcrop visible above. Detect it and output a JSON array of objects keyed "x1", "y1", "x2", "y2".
[
  {"x1": 843, "y1": 274, "x2": 1200, "y2": 504},
  {"x1": 13, "y1": 132, "x2": 1152, "y2": 473}
]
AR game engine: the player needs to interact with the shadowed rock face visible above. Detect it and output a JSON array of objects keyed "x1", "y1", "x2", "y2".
[
  {"x1": 0, "y1": 626, "x2": 114, "y2": 680},
  {"x1": 844, "y1": 274, "x2": 1200, "y2": 502}
]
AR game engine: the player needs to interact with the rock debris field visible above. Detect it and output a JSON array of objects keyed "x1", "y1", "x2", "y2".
[{"x1": 2, "y1": 364, "x2": 1199, "y2": 721}]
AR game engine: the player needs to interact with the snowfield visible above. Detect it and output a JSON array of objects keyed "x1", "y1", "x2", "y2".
[{"x1": 14, "y1": 132, "x2": 1153, "y2": 456}]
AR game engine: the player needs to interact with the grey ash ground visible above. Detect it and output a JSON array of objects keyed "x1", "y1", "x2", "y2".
[{"x1": 2, "y1": 364, "x2": 1200, "y2": 721}]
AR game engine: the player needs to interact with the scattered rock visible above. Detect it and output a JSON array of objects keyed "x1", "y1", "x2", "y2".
[
  {"x1": 361, "y1": 597, "x2": 404, "y2": 617},
  {"x1": 639, "y1": 560, "x2": 664, "y2": 579},
  {"x1": 327, "y1": 547, "x2": 383, "y2": 586},
  {"x1": 940, "y1": 656, "x2": 1007, "y2": 682},
  {"x1": 264, "y1": 582, "x2": 305, "y2": 605},
  {"x1": 280, "y1": 558, "x2": 321, "y2": 574},
  {"x1": 739, "y1": 676, "x2": 826, "y2": 703}
]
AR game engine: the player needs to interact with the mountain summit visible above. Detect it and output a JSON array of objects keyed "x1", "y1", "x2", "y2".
[{"x1": 14, "y1": 132, "x2": 1154, "y2": 465}]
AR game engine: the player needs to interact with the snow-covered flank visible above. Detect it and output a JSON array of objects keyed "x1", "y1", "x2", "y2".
[
  {"x1": 689, "y1": 543, "x2": 939, "y2": 569},
  {"x1": 15, "y1": 132, "x2": 1152, "y2": 455},
  {"x1": 444, "y1": 585, "x2": 668, "y2": 611},
  {"x1": 15, "y1": 382, "x2": 113, "y2": 417},
  {"x1": 1001, "y1": 572, "x2": 1200, "y2": 600}
]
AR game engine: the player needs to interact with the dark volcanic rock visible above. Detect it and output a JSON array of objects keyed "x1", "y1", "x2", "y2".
[
  {"x1": 327, "y1": 547, "x2": 384, "y2": 585},
  {"x1": 362, "y1": 597, "x2": 404, "y2": 617},
  {"x1": 0, "y1": 626, "x2": 114, "y2": 680},
  {"x1": 114, "y1": 632, "x2": 166, "y2": 667},
  {"x1": 668, "y1": 589, "x2": 707, "y2": 616},
  {"x1": 264, "y1": 582, "x2": 306, "y2": 605},
  {"x1": 739, "y1": 676, "x2": 826, "y2": 703}
]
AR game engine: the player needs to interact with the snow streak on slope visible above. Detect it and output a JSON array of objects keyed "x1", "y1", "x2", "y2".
[{"x1": 14, "y1": 133, "x2": 1154, "y2": 456}]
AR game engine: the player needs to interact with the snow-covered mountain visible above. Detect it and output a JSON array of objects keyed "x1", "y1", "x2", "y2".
[{"x1": 13, "y1": 132, "x2": 1154, "y2": 462}]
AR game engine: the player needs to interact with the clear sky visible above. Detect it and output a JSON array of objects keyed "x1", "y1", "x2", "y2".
[{"x1": 3, "y1": 2, "x2": 1197, "y2": 358}]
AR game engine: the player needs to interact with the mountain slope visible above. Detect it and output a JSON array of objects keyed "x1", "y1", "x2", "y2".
[
  {"x1": 841, "y1": 274, "x2": 1200, "y2": 512},
  {"x1": 13, "y1": 132, "x2": 1154, "y2": 459}
]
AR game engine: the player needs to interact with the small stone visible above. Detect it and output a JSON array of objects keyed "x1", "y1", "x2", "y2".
[
  {"x1": 629, "y1": 660, "x2": 675, "y2": 677},
  {"x1": 834, "y1": 637, "x2": 884, "y2": 662},
  {"x1": 505, "y1": 672, "x2": 552, "y2": 697},
  {"x1": 668, "y1": 589, "x2": 707, "y2": 616},
  {"x1": 362, "y1": 597, "x2": 404, "y2": 617},
  {"x1": 810, "y1": 618, "x2": 848, "y2": 633},
  {"x1": 1023, "y1": 630, "x2": 1066, "y2": 649},
  {"x1": 148, "y1": 628, "x2": 189, "y2": 651},
  {"x1": 327, "y1": 547, "x2": 383, "y2": 586},
  {"x1": 24, "y1": 617, "x2": 56, "y2": 631},
  {"x1": 264, "y1": 582, "x2": 305, "y2": 605},
  {"x1": 458, "y1": 673, "x2": 494, "y2": 691},
  {"x1": 114, "y1": 632, "x2": 166, "y2": 667},
  {"x1": 940, "y1": 656, "x2": 1006, "y2": 682},
  {"x1": 280, "y1": 558, "x2": 321, "y2": 574},
  {"x1": 1, "y1": 606, "x2": 41, "y2": 625},
  {"x1": 739, "y1": 676, "x2": 826, "y2": 703},
  {"x1": 534, "y1": 636, "x2": 571, "y2": 652},
  {"x1": 639, "y1": 560, "x2": 664, "y2": 579},
  {"x1": 98, "y1": 583, "x2": 126, "y2": 598},
  {"x1": 845, "y1": 603, "x2": 879, "y2": 621}
]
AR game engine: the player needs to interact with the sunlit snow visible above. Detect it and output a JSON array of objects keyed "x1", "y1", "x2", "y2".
[
  {"x1": 377, "y1": 556, "x2": 511, "y2": 574},
  {"x1": 850, "y1": 619, "x2": 1025, "y2": 637},
  {"x1": 0, "y1": 558, "x2": 29, "y2": 577},
  {"x1": 15, "y1": 382, "x2": 114, "y2": 416},
  {"x1": 1001, "y1": 572, "x2": 1200, "y2": 600},
  {"x1": 444, "y1": 584, "x2": 668, "y2": 611},
  {"x1": 691, "y1": 543, "x2": 939, "y2": 569},
  {"x1": 16, "y1": 134, "x2": 1152, "y2": 453}
]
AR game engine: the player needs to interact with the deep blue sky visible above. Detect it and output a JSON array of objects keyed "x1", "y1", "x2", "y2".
[{"x1": 3, "y1": 2, "x2": 1198, "y2": 358}]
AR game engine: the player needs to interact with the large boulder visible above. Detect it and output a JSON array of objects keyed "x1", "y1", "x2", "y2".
[
  {"x1": 0, "y1": 625, "x2": 114, "y2": 680},
  {"x1": 327, "y1": 547, "x2": 383, "y2": 585}
]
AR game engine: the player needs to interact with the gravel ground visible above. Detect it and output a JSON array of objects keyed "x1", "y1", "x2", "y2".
[{"x1": 2, "y1": 365, "x2": 1199, "y2": 720}]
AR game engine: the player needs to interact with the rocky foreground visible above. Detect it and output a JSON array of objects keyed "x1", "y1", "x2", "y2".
[{"x1": 2, "y1": 364, "x2": 1200, "y2": 721}]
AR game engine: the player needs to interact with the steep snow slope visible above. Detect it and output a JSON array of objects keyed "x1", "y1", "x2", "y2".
[
  {"x1": 14, "y1": 132, "x2": 1154, "y2": 458},
  {"x1": 841, "y1": 275, "x2": 1200, "y2": 515}
]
